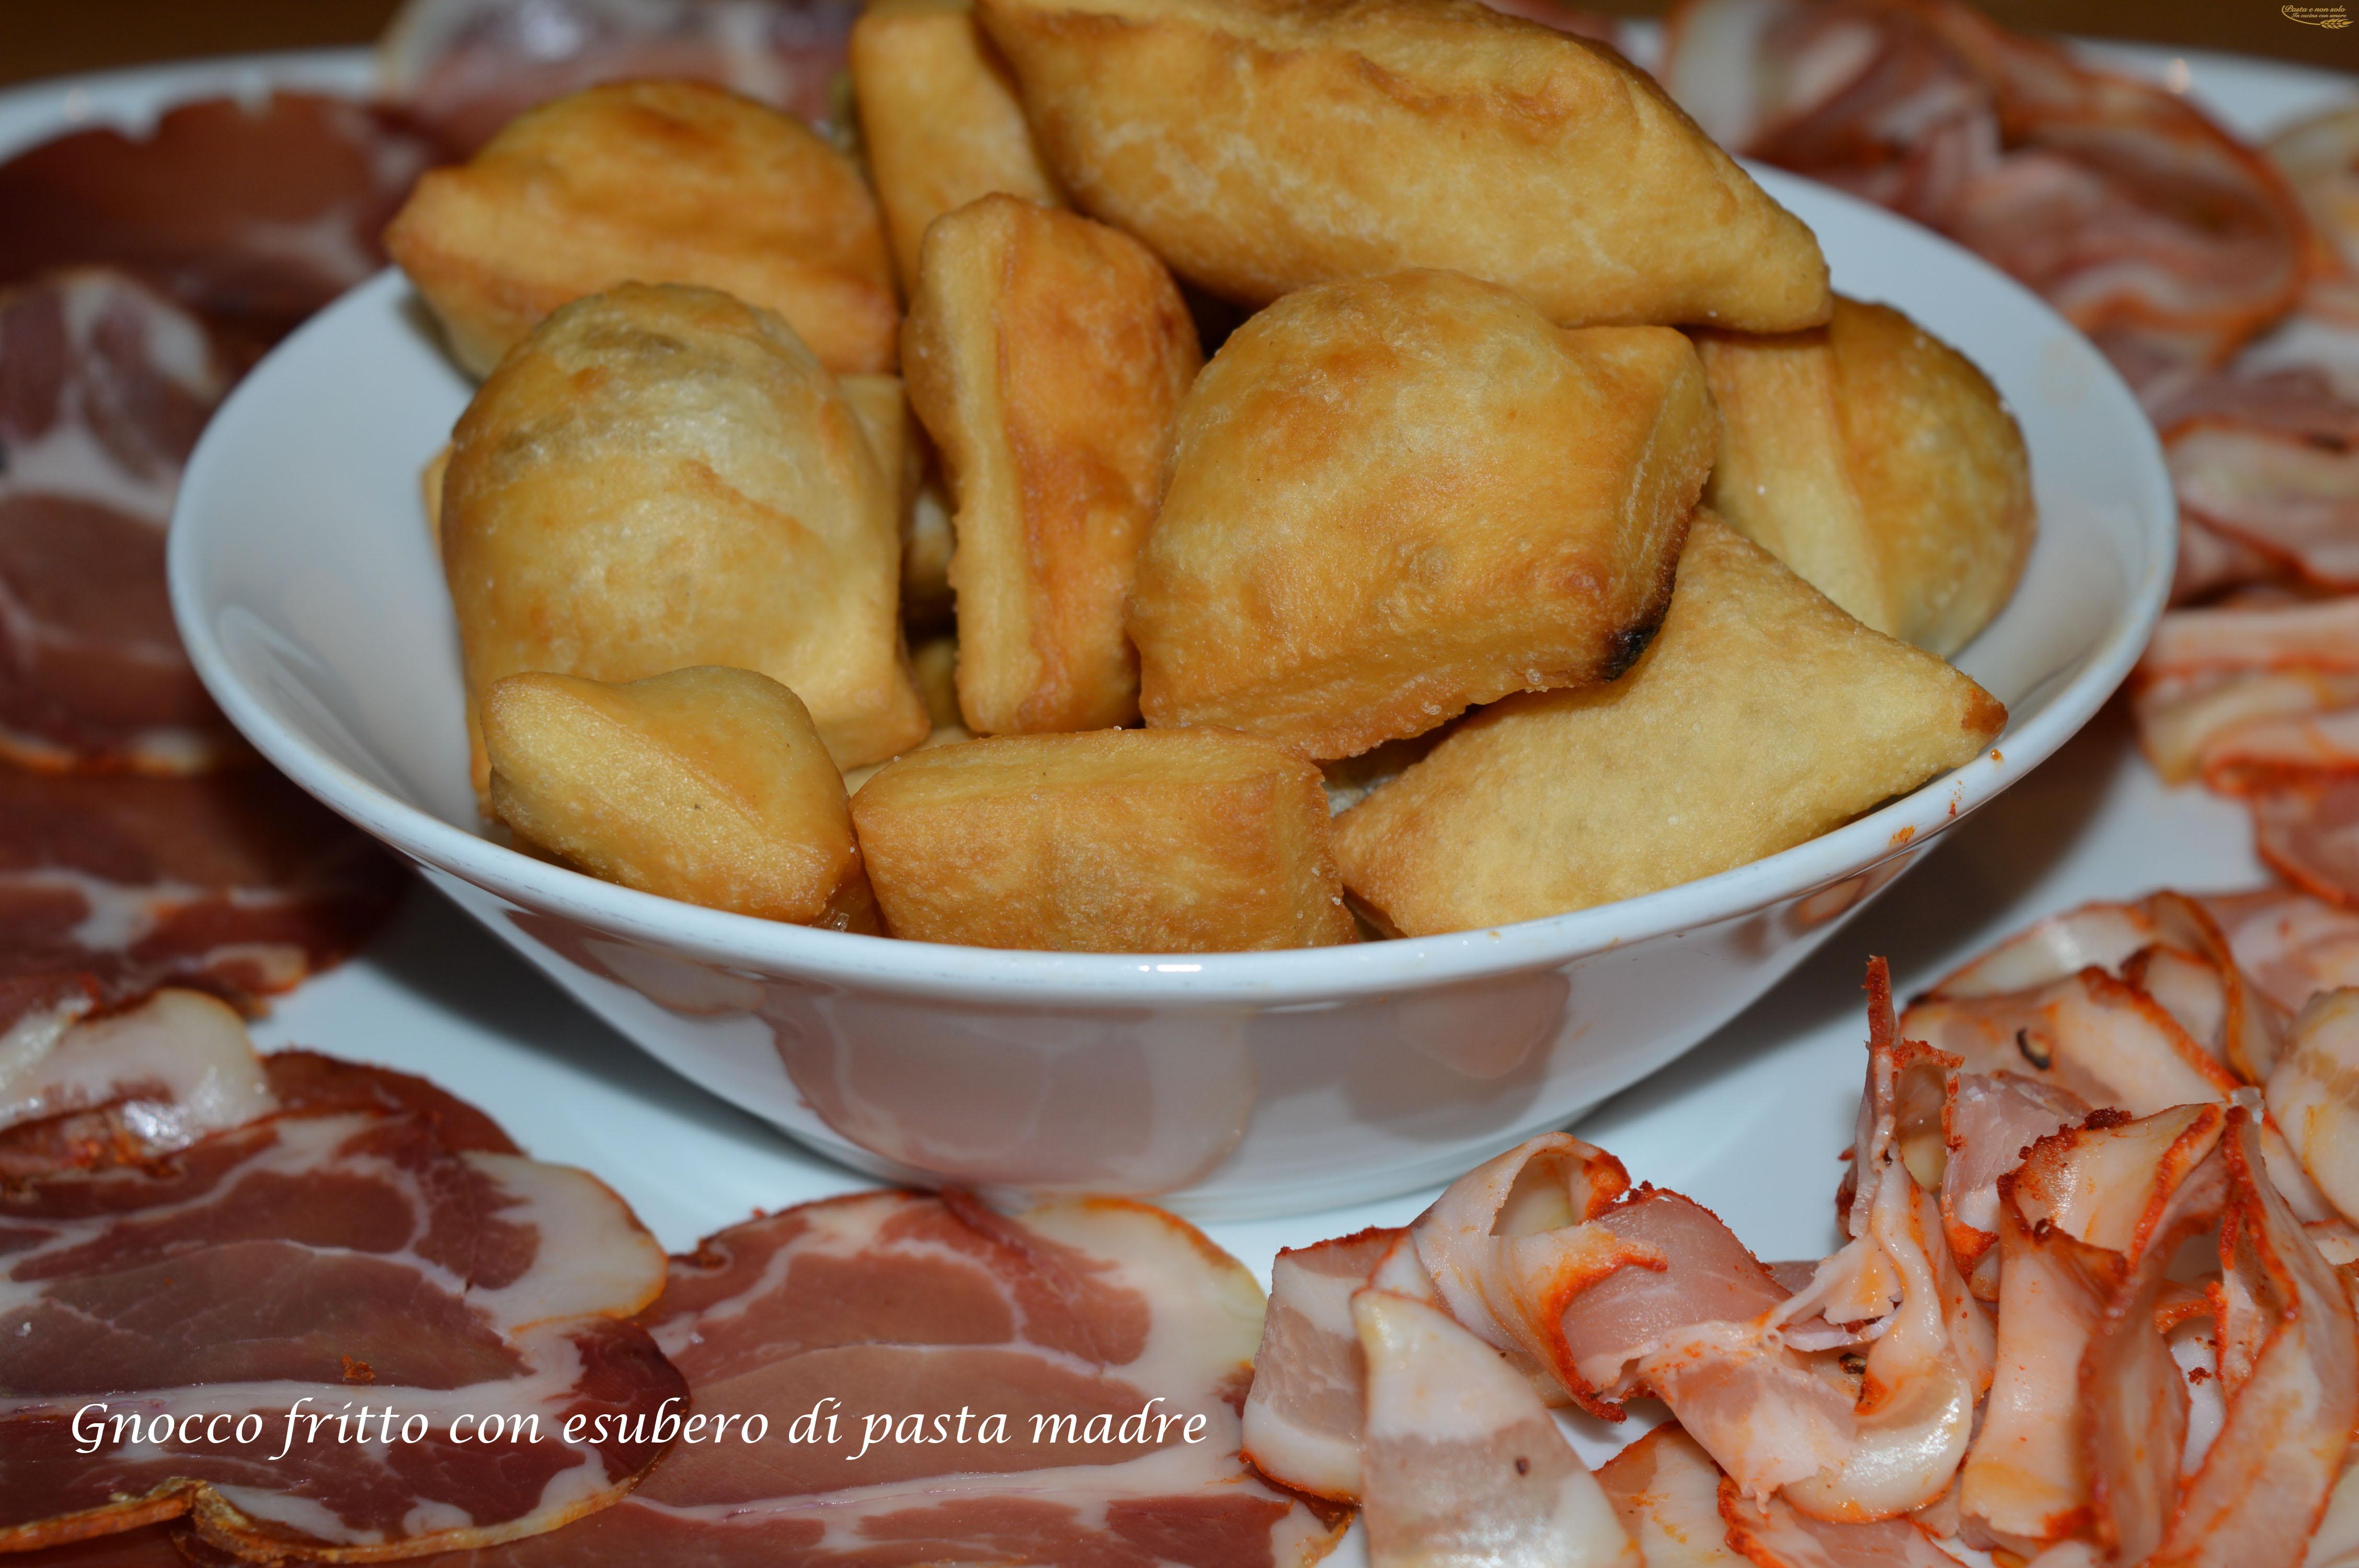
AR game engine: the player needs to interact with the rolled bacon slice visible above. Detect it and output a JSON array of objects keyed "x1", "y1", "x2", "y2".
[
  {"x1": 2204, "y1": 886, "x2": 2359, "y2": 1016},
  {"x1": 443, "y1": 1190, "x2": 1343, "y2": 1566},
  {"x1": 2268, "y1": 988, "x2": 2359, "y2": 1227},
  {"x1": 1716, "y1": 1477, "x2": 1966, "y2": 1568},
  {"x1": 1240, "y1": 1227, "x2": 1402, "y2": 1502},
  {"x1": 2171, "y1": 426, "x2": 2359, "y2": 595},
  {"x1": 1900, "y1": 966, "x2": 2241, "y2": 1114},
  {"x1": 2136, "y1": 670, "x2": 2359, "y2": 790},
  {"x1": 1354, "y1": 1289, "x2": 1639, "y2": 1568},
  {"x1": 2139, "y1": 596, "x2": 2359, "y2": 683},
  {"x1": 0, "y1": 1104, "x2": 679, "y2": 1559},
  {"x1": 1595, "y1": 1423, "x2": 1749, "y2": 1567},
  {"x1": 2271, "y1": 105, "x2": 2359, "y2": 328},
  {"x1": 2254, "y1": 778, "x2": 2359, "y2": 910}
]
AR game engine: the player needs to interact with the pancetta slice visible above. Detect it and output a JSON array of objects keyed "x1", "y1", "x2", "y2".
[
  {"x1": 2268, "y1": 989, "x2": 2359, "y2": 1227},
  {"x1": 1409, "y1": 1134, "x2": 1659, "y2": 1419},
  {"x1": 1937, "y1": 1070, "x2": 2087, "y2": 1282},
  {"x1": 2254, "y1": 779, "x2": 2359, "y2": 909},
  {"x1": 1354, "y1": 1288, "x2": 1639, "y2": 1568},
  {"x1": 2271, "y1": 105, "x2": 2359, "y2": 328},
  {"x1": 2152, "y1": 1108, "x2": 2359, "y2": 1568},
  {"x1": 2172, "y1": 427, "x2": 2359, "y2": 594},
  {"x1": 1241, "y1": 1227, "x2": 1402, "y2": 1502},
  {"x1": 1595, "y1": 1424, "x2": 1748, "y2": 1567},
  {"x1": 2172, "y1": 514, "x2": 2284, "y2": 607},
  {"x1": 2140, "y1": 597, "x2": 2359, "y2": 682},
  {"x1": 1716, "y1": 1477, "x2": 1966, "y2": 1568},
  {"x1": 2204, "y1": 886, "x2": 2359, "y2": 1016},
  {"x1": 1900, "y1": 967, "x2": 2241, "y2": 1114},
  {"x1": 377, "y1": 0, "x2": 857, "y2": 155},
  {"x1": 2139, "y1": 671, "x2": 2359, "y2": 787},
  {"x1": 440, "y1": 1191, "x2": 1343, "y2": 1566},
  {"x1": 0, "y1": 270, "x2": 238, "y2": 774},
  {"x1": 0, "y1": 97, "x2": 431, "y2": 358},
  {"x1": 0, "y1": 766, "x2": 404, "y2": 1066},
  {"x1": 0, "y1": 1106, "x2": 679, "y2": 1560},
  {"x1": 0, "y1": 989, "x2": 271, "y2": 1178}
]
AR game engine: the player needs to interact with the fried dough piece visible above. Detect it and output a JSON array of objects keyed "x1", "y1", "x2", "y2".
[
  {"x1": 1131, "y1": 270, "x2": 1713, "y2": 759},
  {"x1": 974, "y1": 0, "x2": 1829, "y2": 330},
  {"x1": 851, "y1": 728, "x2": 1356, "y2": 951},
  {"x1": 484, "y1": 667, "x2": 876, "y2": 928},
  {"x1": 442, "y1": 284, "x2": 929, "y2": 787},
  {"x1": 904, "y1": 194, "x2": 1201, "y2": 734},
  {"x1": 385, "y1": 80, "x2": 896, "y2": 376},
  {"x1": 1332, "y1": 517, "x2": 2007, "y2": 935},
  {"x1": 852, "y1": 0, "x2": 1064, "y2": 291},
  {"x1": 837, "y1": 372, "x2": 959, "y2": 630},
  {"x1": 1698, "y1": 296, "x2": 2034, "y2": 656}
]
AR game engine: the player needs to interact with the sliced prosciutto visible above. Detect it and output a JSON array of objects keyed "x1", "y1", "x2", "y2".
[
  {"x1": 0, "y1": 96, "x2": 432, "y2": 359},
  {"x1": 0, "y1": 270, "x2": 238, "y2": 773},
  {"x1": 439, "y1": 1190, "x2": 1343, "y2": 1566},
  {"x1": 0, "y1": 765, "x2": 404, "y2": 1064},
  {"x1": 377, "y1": 0, "x2": 859, "y2": 155},
  {"x1": 0, "y1": 1104, "x2": 680, "y2": 1559},
  {"x1": 1657, "y1": 0, "x2": 2308, "y2": 368}
]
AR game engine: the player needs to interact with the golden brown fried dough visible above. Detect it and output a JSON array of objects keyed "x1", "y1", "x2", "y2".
[
  {"x1": 1698, "y1": 296, "x2": 2034, "y2": 656},
  {"x1": 483, "y1": 666, "x2": 875, "y2": 929},
  {"x1": 975, "y1": 0, "x2": 1829, "y2": 330},
  {"x1": 385, "y1": 80, "x2": 896, "y2": 377},
  {"x1": 851, "y1": 728, "x2": 1356, "y2": 951},
  {"x1": 1130, "y1": 270, "x2": 1713, "y2": 759},
  {"x1": 904, "y1": 194, "x2": 1201, "y2": 734},
  {"x1": 836, "y1": 373, "x2": 958, "y2": 629},
  {"x1": 1332, "y1": 517, "x2": 2007, "y2": 935},
  {"x1": 443, "y1": 284, "x2": 929, "y2": 788},
  {"x1": 852, "y1": 0, "x2": 1065, "y2": 291}
]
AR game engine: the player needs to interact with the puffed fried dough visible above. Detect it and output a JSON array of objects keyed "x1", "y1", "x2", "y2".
[
  {"x1": 1331, "y1": 517, "x2": 2007, "y2": 936},
  {"x1": 1130, "y1": 270, "x2": 1713, "y2": 759},
  {"x1": 1698, "y1": 296, "x2": 2034, "y2": 657},
  {"x1": 852, "y1": 0, "x2": 1064, "y2": 291},
  {"x1": 974, "y1": 0, "x2": 1829, "y2": 330},
  {"x1": 904, "y1": 195, "x2": 1202, "y2": 734},
  {"x1": 384, "y1": 80, "x2": 896, "y2": 377},
  {"x1": 484, "y1": 667, "x2": 876, "y2": 929},
  {"x1": 851, "y1": 728, "x2": 1357, "y2": 951},
  {"x1": 442, "y1": 284, "x2": 929, "y2": 787}
]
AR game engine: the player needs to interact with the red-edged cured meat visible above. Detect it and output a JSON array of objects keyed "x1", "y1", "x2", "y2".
[
  {"x1": 377, "y1": 0, "x2": 858, "y2": 155},
  {"x1": 1658, "y1": 0, "x2": 2310, "y2": 369},
  {"x1": 1240, "y1": 1227, "x2": 1403, "y2": 1502},
  {"x1": 2171, "y1": 426, "x2": 2359, "y2": 593},
  {"x1": 0, "y1": 765, "x2": 405, "y2": 1069},
  {"x1": 2203, "y1": 885, "x2": 2359, "y2": 1017},
  {"x1": 0, "y1": 1104, "x2": 679, "y2": 1559},
  {"x1": 2253, "y1": 779, "x2": 2359, "y2": 910},
  {"x1": 0, "y1": 270, "x2": 239, "y2": 774},
  {"x1": 0, "y1": 96, "x2": 433, "y2": 360},
  {"x1": 433, "y1": 1190, "x2": 1343, "y2": 1566}
]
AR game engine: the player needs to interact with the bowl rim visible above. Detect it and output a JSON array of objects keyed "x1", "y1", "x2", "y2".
[{"x1": 169, "y1": 172, "x2": 2177, "y2": 1008}]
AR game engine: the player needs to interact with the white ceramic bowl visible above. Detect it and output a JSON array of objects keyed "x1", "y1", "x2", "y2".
[{"x1": 170, "y1": 167, "x2": 2172, "y2": 1218}]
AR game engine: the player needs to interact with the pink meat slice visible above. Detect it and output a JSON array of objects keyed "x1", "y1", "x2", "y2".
[
  {"x1": 1240, "y1": 1226, "x2": 1403, "y2": 1501},
  {"x1": 0, "y1": 96, "x2": 432, "y2": 359},
  {"x1": 433, "y1": 1190, "x2": 1343, "y2": 1566},
  {"x1": 0, "y1": 270, "x2": 238, "y2": 773},
  {"x1": 2171, "y1": 426, "x2": 2359, "y2": 593},
  {"x1": 2252, "y1": 779, "x2": 2359, "y2": 909},
  {"x1": 2204, "y1": 885, "x2": 2359, "y2": 1016},
  {"x1": 0, "y1": 765, "x2": 405, "y2": 1066},
  {"x1": 377, "y1": 0, "x2": 857, "y2": 155},
  {"x1": 0, "y1": 1104, "x2": 678, "y2": 1560}
]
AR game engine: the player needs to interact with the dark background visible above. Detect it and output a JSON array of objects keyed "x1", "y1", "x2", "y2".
[{"x1": 0, "y1": 0, "x2": 2349, "y2": 87}]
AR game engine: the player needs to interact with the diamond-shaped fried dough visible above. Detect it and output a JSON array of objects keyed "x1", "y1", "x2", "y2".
[
  {"x1": 852, "y1": 0, "x2": 1065, "y2": 291},
  {"x1": 443, "y1": 284, "x2": 929, "y2": 788},
  {"x1": 974, "y1": 0, "x2": 1829, "y2": 330},
  {"x1": 1332, "y1": 516, "x2": 2008, "y2": 935},
  {"x1": 484, "y1": 667, "x2": 876, "y2": 929},
  {"x1": 850, "y1": 728, "x2": 1357, "y2": 951},
  {"x1": 904, "y1": 195, "x2": 1202, "y2": 735},
  {"x1": 1130, "y1": 270, "x2": 1714, "y2": 760},
  {"x1": 1698, "y1": 297, "x2": 2035, "y2": 657},
  {"x1": 385, "y1": 80, "x2": 896, "y2": 377}
]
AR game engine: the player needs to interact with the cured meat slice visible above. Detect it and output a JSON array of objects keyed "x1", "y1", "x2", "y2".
[
  {"x1": 2268, "y1": 989, "x2": 2359, "y2": 1227},
  {"x1": 2272, "y1": 106, "x2": 2359, "y2": 327},
  {"x1": 1715, "y1": 1478, "x2": 1964, "y2": 1568},
  {"x1": 1657, "y1": 0, "x2": 2306, "y2": 366},
  {"x1": 1900, "y1": 966, "x2": 2240, "y2": 1114},
  {"x1": 2147, "y1": 364, "x2": 2359, "y2": 448},
  {"x1": 0, "y1": 96, "x2": 433, "y2": 359},
  {"x1": 0, "y1": 989, "x2": 270, "y2": 1178},
  {"x1": 2204, "y1": 886, "x2": 2359, "y2": 1016},
  {"x1": 1354, "y1": 1288, "x2": 1639, "y2": 1568},
  {"x1": 1240, "y1": 1227, "x2": 1401, "y2": 1502},
  {"x1": 2135, "y1": 670, "x2": 2359, "y2": 787},
  {"x1": 0, "y1": 766, "x2": 404, "y2": 1063},
  {"x1": 0, "y1": 1106, "x2": 679, "y2": 1559},
  {"x1": 2172, "y1": 514, "x2": 2283, "y2": 606},
  {"x1": 260, "y1": 1050, "x2": 519, "y2": 1157},
  {"x1": 1594, "y1": 1424, "x2": 1748, "y2": 1567},
  {"x1": 438, "y1": 1190, "x2": 1343, "y2": 1566},
  {"x1": 2253, "y1": 779, "x2": 2359, "y2": 909},
  {"x1": 2172, "y1": 427, "x2": 2359, "y2": 593},
  {"x1": 1936, "y1": 1070, "x2": 2087, "y2": 1279},
  {"x1": 2140, "y1": 596, "x2": 2359, "y2": 681},
  {"x1": 377, "y1": 0, "x2": 859, "y2": 155},
  {"x1": 0, "y1": 271, "x2": 239, "y2": 773}
]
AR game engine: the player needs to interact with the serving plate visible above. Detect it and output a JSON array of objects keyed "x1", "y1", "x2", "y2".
[
  {"x1": 3, "y1": 35, "x2": 2325, "y2": 1563},
  {"x1": 169, "y1": 134, "x2": 2172, "y2": 1216}
]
